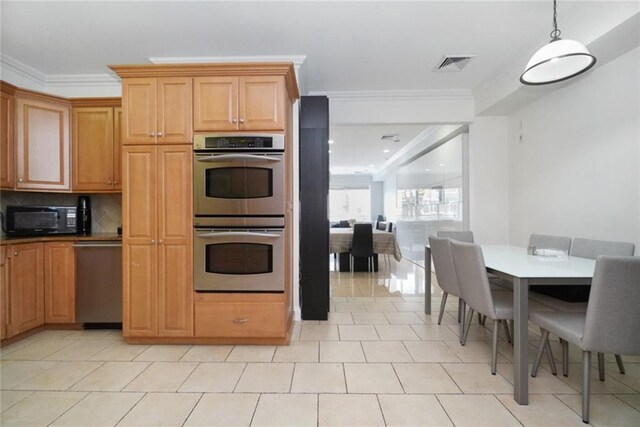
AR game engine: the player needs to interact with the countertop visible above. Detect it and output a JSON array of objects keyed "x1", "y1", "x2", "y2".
[{"x1": 0, "y1": 233, "x2": 122, "y2": 245}]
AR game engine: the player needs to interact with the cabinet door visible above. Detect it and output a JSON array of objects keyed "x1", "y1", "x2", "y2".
[
  {"x1": 72, "y1": 107, "x2": 114, "y2": 191},
  {"x1": 113, "y1": 107, "x2": 122, "y2": 190},
  {"x1": 157, "y1": 78, "x2": 192, "y2": 144},
  {"x1": 1, "y1": 246, "x2": 7, "y2": 339},
  {"x1": 8, "y1": 243, "x2": 44, "y2": 336},
  {"x1": 122, "y1": 146, "x2": 158, "y2": 336},
  {"x1": 193, "y1": 77, "x2": 238, "y2": 131},
  {"x1": 157, "y1": 145, "x2": 193, "y2": 336},
  {"x1": 15, "y1": 97, "x2": 70, "y2": 191},
  {"x1": 122, "y1": 78, "x2": 157, "y2": 144},
  {"x1": 239, "y1": 76, "x2": 285, "y2": 131},
  {"x1": 44, "y1": 242, "x2": 75, "y2": 324},
  {"x1": 0, "y1": 92, "x2": 14, "y2": 189}
]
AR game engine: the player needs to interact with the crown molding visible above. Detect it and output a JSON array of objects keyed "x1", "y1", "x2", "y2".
[
  {"x1": 1, "y1": 54, "x2": 120, "y2": 90},
  {"x1": 149, "y1": 55, "x2": 307, "y2": 68},
  {"x1": 309, "y1": 89, "x2": 473, "y2": 101}
]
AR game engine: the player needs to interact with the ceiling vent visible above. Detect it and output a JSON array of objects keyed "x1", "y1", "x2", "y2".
[
  {"x1": 434, "y1": 55, "x2": 477, "y2": 72},
  {"x1": 381, "y1": 134, "x2": 400, "y2": 142}
]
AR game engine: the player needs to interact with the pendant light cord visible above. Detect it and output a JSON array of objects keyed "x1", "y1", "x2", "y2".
[{"x1": 550, "y1": 0, "x2": 562, "y2": 41}]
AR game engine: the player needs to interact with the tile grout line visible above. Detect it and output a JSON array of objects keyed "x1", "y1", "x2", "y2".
[
  {"x1": 180, "y1": 391, "x2": 205, "y2": 426},
  {"x1": 492, "y1": 393, "x2": 525, "y2": 426}
]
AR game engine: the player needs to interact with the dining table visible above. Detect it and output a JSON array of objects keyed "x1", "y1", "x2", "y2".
[
  {"x1": 424, "y1": 244, "x2": 595, "y2": 405},
  {"x1": 330, "y1": 228, "x2": 402, "y2": 272}
]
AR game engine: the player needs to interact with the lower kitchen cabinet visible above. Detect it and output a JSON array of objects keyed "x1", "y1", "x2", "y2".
[
  {"x1": 1, "y1": 246, "x2": 8, "y2": 339},
  {"x1": 44, "y1": 242, "x2": 76, "y2": 324},
  {"x1": 7, "y1": 242, "x2": 45, "y2": 337},
  {"x1": 194, "y1": 301, "x2": 286, "y2": 338},
  {"x1": 122, "y1": 144, "x2": 193, "y2": 338}
]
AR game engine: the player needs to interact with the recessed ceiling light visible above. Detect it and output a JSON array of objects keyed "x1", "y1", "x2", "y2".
[
  {"x1": 439, "y1": 163, "x2": 445, "y2": 166},
  {"x1": 328, "y1": 140, "x2": 334, "y2": 144},
  {"x1": 425, "y1": 168, "x2": 430, "y2": 171},
  {"x1": 383, "y1": 149, "x2": 390, "y2": 153},
  {"x1": 369, "y1": 164, "x2": 374, "y2": 167},
  {"x1": 328, "y1": 150, "x2": 332, "y2": 154}
]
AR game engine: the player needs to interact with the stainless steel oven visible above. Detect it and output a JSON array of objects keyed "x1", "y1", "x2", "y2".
[
  {"x1": 193, "y1": 133, "x2": 285, "y2": 217},
  {"x1": 194, "y1": 218, "x2": 285, "y2": 292}
]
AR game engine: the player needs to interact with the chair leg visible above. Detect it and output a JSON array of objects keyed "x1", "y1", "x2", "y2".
[
  {"x1": 459, "y1": 301, "x2": 466, "y2": 344},
  {"x1": 545, "y1": 338, "x2": 558, "y2": 376},
  {"x1": 532, "y1": 329, "x2": 550, "y2": 378},
  {"x1": 461, "y1": 308, "x2": 474, "y2": 346},
  {"x1": 582, "y1": 351, "x2": 591, "y2": 423},
  {"x1": 477, "y1": 313, "x2": 486, "y2": 325},
  {"x1": 438, "y1": 292, "x2": 448, "y2": 325},
  {"x1": 562, "y1": 339, "x2": 569, "y2": 377},
  {"x1": 502, "y1": 319, "x2": 512, "y2": 344},
  {"x1": 491, "y1": 319, "x2": 500, "y2": 375},
  {"x1": 615, "y1": 354, "x2": 626, "y2": 375},
  {"x1": 597, "y1": 352, "x2": 605, "y2": 382},
  {"x1": 457, "y1": 300, "x2": 462, "y2": 323}
]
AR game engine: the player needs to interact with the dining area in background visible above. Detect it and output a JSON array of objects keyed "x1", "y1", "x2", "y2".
[
  {"x1": 329, "y1": 221, "x2": 402, "y2": 272},
  {"x1": 425, "y1": 231, "x2": 639, "y2": 423}
]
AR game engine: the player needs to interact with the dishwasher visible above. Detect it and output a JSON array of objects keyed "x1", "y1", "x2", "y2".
[{"x1": 74, "y1": 241, "x2": 122, "y2": 325}]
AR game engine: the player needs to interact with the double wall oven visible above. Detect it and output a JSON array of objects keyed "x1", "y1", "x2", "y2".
[{"x1": 193, "y1": 133, "x2": 286, "y2": 292}]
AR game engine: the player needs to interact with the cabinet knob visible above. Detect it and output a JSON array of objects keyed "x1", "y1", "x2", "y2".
[
  {"x1": 239, "y1": 118, "x2": 245, "y2": 124},
  {"x1": 107, "y1": 181, "x2": 112, "y2": 185},
  {"x1": 18, "y1": 178, "x2": 23, "y2": 183},
  {"x1": 150, "y1": 239, "x2": 156, "y2": 244},
  {"x1": 13, "y1": 251, "x2": 18, "y2": 256},
  {"x1": 114, "y1": 180, "x2": 118, "y2": 185},
  {"x1": 232, "y1": 118, "x2": 237, "y2": 124},
  {"x1": 158, "y1": 239, "x2": 163, "y2": 244},
  {"x1": 157, "y1": 132, "x2": 164, "y2": 137},
  {"x1": 150, "y1": 132, "x2": 156, "y2": 137},
  {"x1": 233, "y1": 318, "x2": 248, "y2": 324}
]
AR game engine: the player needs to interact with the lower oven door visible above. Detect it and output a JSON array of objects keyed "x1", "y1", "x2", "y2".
[{"x1": 194, "y1": 228, "x2": 285, "y2": 292}]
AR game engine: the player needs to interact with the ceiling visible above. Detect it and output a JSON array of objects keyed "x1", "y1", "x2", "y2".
[{"x1": 1, "y1": 1, "x2": 624, "y2": 176}]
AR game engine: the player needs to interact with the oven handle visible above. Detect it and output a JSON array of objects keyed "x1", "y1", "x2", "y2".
[
  {"x1": 196, "y1": 154, "x2": 282, "y2": 162},
  {"x1": 196, "y1": 231, "x2": 283, "y2": 239}
]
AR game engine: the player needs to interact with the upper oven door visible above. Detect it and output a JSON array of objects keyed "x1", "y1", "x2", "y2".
[{"x1": 194, "y1": 152, "x2": 285, "y2": 216}]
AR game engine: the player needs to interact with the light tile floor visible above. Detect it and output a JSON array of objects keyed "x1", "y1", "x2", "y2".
[{"x1": 1, "y1": 258, "x2": 639, "y2": 426}]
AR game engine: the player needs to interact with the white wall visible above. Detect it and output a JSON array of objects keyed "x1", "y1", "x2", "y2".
[
  {"x1": 468, "y1": 116, "x2": 510, "y2": 244},
  {"x1": 329, "y1": 174, "x2": 384, "y2": 221},
  {"x1": 507, "y1": 47, "x2": 640, "y2": 253}
]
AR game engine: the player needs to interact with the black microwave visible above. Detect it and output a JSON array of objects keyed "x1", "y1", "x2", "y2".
[{"x1": 5, "y1": 206, "x2": 78, "y2": 236}]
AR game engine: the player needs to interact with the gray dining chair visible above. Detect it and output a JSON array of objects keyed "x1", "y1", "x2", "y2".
[
  {"x1": 428, "y1": 236, "x2": 466, "y2": 342},
  {"x1": 534, "y1": 238, "x2": 636, "y2": 378},
  {"x1": 437, "y1": 230, "x2": 474, "y2": 243},
  {"x1": 529, "y1": 233, "x2": 572, "y2": 253},
  {"x1": 529, "y1": 256, "x2": 640, "y2": 423},
  {"x1": 449, "y1": 240, "x2": 514, "y2": 374}
]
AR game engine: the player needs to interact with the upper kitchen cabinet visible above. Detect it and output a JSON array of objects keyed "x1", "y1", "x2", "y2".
[
  {"x1": 0, "y1": 82, "x2": 16, "y2": 189},
  {"x1": 194, "y1": 76, "x2": 285, "y2": 131},
  {"x1": 121, "y1": 77, "x2": 192, "y2": 145},
  {"x1": 71, "y1": 98, "x2": 122, "y2": 191},
  {"x1": 15, "y1": 91, "x2": 71, "y2": 191}
]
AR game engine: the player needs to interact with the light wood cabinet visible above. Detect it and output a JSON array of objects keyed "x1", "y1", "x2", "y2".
[
  {"x1": 122, "y1": 78, "x2": 192, "y2": 145},
  {"x1": 195, "y1": 301, "x2": 285, "y2": 338},
  {"x1": 0, "y1": 84, "x2": 15, "y2": 189},
  {"x1": 194, "y1": 76, "x2": 285, "y2": 131},
  {"x1": 15, "y1": 95, "x2": 71, "y2": 191},
  {"x1": 44, "y1": 242, "x2": 76, "y2": 324},
  {"x1": 72, "y1": 107, "x2": 118, "y2": 191},
  {"x1": 7, "y1": 243, "x2": 44, "y2": 337},
  {"x1": 1, "y1": 246, "x2": 8, "y2": 340},
  {"x1": 122, "y1": 145, "x2": 192, "y2": 338}
]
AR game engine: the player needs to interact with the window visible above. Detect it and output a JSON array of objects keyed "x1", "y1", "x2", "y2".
[{"x1": 329, "y1": 188, "x2": 371, "y2": 222}]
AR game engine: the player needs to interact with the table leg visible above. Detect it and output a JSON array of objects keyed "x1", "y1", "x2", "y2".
[
  {"x1": 424, "y1": 246, "x2": 431, "y2": 314},
  {"x1": 513, "y1": 277, "x2": 529, "y2": 404}
]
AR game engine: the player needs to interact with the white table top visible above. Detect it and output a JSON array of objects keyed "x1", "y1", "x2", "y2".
[{"x1": 481, "y1": 245, "x2": 595, "y2": 279}]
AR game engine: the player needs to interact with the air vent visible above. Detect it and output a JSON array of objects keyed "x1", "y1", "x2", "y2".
[
  {"x1": 381, "y1": 134, "x2": 400, "y2": 142},
  {"x1": 435, "y1": 55, "x2": 477, "y2": 72}
]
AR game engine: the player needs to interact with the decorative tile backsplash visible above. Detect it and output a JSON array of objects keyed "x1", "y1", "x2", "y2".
[{"x1": 0, "y1": 191, "x2": 122, "y2": 236}]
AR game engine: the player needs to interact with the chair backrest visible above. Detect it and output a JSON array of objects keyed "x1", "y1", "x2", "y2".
[
  {"x1": 581, "y1": 256, "x2": 640, "y2": 355},
  {"x1": 570, "y1": 238, "x2": 635, "y2": 259},
  {"x1": 337, "y1": 220, "x2": 350, "y2": 228},
  {"x1": 428, "y1": 236, "x2": 461, "y2": 298},
  {"x1": 351, "y1": 223, "x2": 374, "y2": 257},
  {"x1": 437, "y1": 230, "x2": 474, "y2": 243},
  {"x1": 376, "y1": 221, "x2": 387, "y2": 231},
  {"x1": 387, "y1": 222, "x2": 393, "y2": 233},
  {"x1": 450, "y1": 241, "x2": 496, "y2": 318},
  {"x1": 529, "y1": 234, "x2": 572, "y2": 252}
]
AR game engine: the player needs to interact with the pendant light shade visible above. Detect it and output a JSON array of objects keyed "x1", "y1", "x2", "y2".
[{"x1": 520, "y1": 0, "x2": 596, "y2": 85}]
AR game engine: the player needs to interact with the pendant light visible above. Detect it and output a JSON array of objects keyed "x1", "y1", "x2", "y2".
[{"x1": 520, "y1": 0, "x2": 596, "y2": 85}]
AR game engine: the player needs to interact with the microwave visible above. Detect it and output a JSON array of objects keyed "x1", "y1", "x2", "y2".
[{"x1": 5, "y1": 206, "x2": 78, "y2": 236}]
